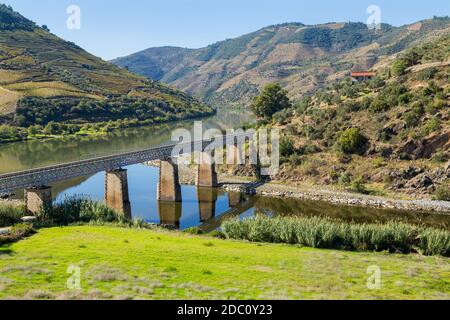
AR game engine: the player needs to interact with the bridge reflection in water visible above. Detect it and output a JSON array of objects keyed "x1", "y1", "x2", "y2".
[{"x1": 154, "y1": 187, "x2": 251, "y2": 230}]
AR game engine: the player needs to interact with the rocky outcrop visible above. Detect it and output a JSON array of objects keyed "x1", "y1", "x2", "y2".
[
  {"x1": 398, "y1": 130, "x2": 450, "y2": 159},
  {"x1": 390, "y1": 163, "x2": 450, "y2": 194}
]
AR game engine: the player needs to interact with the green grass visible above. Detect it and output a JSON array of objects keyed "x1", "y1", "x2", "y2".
[{"x1": 0, "y1": 226, "x2": 449, "y2": 300}]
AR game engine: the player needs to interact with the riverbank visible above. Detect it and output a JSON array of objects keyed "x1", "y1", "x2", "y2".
[
  {"x1": 222, "y1": 180, "x2": 450, "y2": 214},
  {"x1": 1, "y1": 225, "x2": 449, "y2": 300},
  {"x1": 145, "y1": 162, "x2": 450, "y2": 214}
]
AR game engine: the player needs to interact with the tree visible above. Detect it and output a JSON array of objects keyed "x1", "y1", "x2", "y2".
[{"x1": 251, "y1": 83, "x2": 292, "y2": 119}]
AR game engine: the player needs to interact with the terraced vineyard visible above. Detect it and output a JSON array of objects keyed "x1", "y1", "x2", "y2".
[{"x1": 0, "y1": 4, "x2": 212, "y2": 139}]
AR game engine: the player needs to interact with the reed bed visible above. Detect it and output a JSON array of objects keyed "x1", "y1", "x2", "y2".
[
  {"x1": 36, "y1": 196, "x2": 126, "y2": 225},
  {"x1": 222, "y1": 216, "x2": 450, "y2": 256}
]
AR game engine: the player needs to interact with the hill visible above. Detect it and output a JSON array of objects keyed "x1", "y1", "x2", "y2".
[
  {"x1": 112, "y1": 18, "x2": 450, "y2": 107},
  {"x1": 240, "y1": 34, "x2": 449, "y2": 198},
  {"x1": 0, "y1": 4, "x2": 212, "y2": 142}
]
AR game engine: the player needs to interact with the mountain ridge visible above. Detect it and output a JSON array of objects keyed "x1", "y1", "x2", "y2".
[{"x1": 112, "y1": 17, "x2": 450, "y2": 107}]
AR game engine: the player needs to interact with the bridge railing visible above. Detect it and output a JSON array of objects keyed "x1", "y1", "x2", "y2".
[{"x1": 0, "y1": 133, "x2": 254, "y2": 193}]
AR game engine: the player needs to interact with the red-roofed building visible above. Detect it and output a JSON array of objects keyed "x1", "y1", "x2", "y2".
[{"x1": 351, "y1": 71, "x2": 376, "y2": 82}]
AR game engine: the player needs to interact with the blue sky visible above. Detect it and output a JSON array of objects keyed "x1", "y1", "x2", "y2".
[{"x1": 2, "y1": 0, "x2": 450, "y2": 60}]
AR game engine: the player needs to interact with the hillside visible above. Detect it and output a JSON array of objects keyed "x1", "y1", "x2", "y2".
[
  {"x1": 238, "y1": 34, "x2": 449, "y2": 199},
  {"x1": 113, "y1": 18, "x2": 450, "y2": 107},
  {"x1": 0, "y1": 4, "x2": 212, "y2": 141}
]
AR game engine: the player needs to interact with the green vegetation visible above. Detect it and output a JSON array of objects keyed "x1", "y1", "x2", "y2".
[
  {"x1": 434, "y1": 183, "x2": 450, "y2": 201},
  {"x1": 0, "y1": 203, "x2": 27, "y2": 227},
  {"x1": 1, "y1": 225, "x2": 449, "y2": 299},
  {"x1": 251, "y1": 83, "x2": 292, "y2": 119},
  {"x1": 0, "y1": 197, "x2": 137, "y2": 229},
  {"x1": 349, "y1": 177, "x2": 369, "y2": 194},
  {"x1": 336, "y1": 128, "x2": 367, "y2": 154},
  {"x1": 36, "y1": 196, "x2": 128, "y2": 226},
  {"x1": 222, "y1": 216, "x2": 450, "y2": 256},
  {"x1": 0, "y1": 4, "x2": 37, "y2": 31},
  {"x1": 0, "y1": 5, "x2": 212, "y2": 144}
]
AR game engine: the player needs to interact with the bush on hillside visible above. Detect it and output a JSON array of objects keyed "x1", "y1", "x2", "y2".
[
  {"x1": 434, "y1": 183, "x2": 450, "y2": 201},
  {"x1": 336, "y1": 128, "x2": 367, "y2": 154}
]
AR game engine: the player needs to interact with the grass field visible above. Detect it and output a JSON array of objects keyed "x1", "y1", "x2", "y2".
[{"x1": 0, "y1": 226, "x2": 449, "y2": 300}]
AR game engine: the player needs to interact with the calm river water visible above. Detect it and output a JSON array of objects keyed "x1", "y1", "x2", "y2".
[{"x1": 1, "y1": 109, "x2": 448, "y2": 230}]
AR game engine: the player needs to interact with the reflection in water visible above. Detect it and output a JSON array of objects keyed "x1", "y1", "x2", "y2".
[
  {"x1": 197, "y1": 187, "x2": 218, "y2": 222},
  {"x1": 158, "y1": 201, "x2": 183, "y2": 229},
  {"x1": 228, "y1": 191, "x2": 245, "y2": 207},
  {"x1": 252, "y1": 196, "x2": 450, "y2": 231}
]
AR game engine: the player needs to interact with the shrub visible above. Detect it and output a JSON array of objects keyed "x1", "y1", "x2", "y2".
[
  {"x1": 421, "y1": 117, "x2": 441, "y2": 136},
  {"x1": 417, "y1": 67, "x2": 438, "y2": 81},
  {"x1": 272, "y1": 108, "x2": 293, "y2": 125},
  {"x1": 0, "y1": 203, "x2": 27, "y2": 227},
  {"x1": 338, "y1": 172, "x2": 351, "y2": 186},
  {"x1": 426, "y1": 99, "x2": 447, "y2": 114},
  {"x1": 336, "y1": 128, "x2": 367, "y2": 154},
  {"x1": 434, "y1": 183, "x2": 450, "y2": 201},
  {"x1": 403, "y1": 111, "x2": 421, "y2": 127},
  {"x1": 350, "y1": 177, "x2": 369, "y2": 194},
  {"x1": 431, "y1": 152, "x2": 448, "y2": 163},
  {"x1": 369, "y1": 97, "x2": 389, "y2": 113},
  {"x1": 222, "y1": 216, "x2": 450, "y2": 256},
  {"x1": 279, "y1": 136, "x2": 295, "y2": 158},
  {"x1": 391, "y1": 59, "x2": 409, "y2": 76}
]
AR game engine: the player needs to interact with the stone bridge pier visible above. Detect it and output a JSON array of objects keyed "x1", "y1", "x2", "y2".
[
  {"x1": 158, "y1": 201, "x2": 182, "y2": 229},
  {"x1": 197, "y1": 187, "x2": 218, "y2": 222},
  {"x1": 196, "y1": 152, "x2": 218, "y2": 187},
  {"x1": 25, "y1": 186, "x2": 52, "y2": 214},
  {"x1": 157, "y1": 159, "x2": 182, "y2": 202},
  {"x1": 105, "y1": 169, "x2": 132, "y2": 219}
]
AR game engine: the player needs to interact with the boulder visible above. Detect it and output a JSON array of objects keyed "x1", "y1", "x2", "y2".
[{"x1": 21, "y1": 216, "x2": 37, "y2": 223}]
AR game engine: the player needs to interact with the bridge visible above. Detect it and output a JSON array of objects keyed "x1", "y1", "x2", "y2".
[{"x1": 0, "y1": 133, "x2": 252, "y2": 215}]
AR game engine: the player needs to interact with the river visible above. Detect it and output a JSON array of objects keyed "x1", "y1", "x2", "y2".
[{"x1": 1, "y1": 109, "x2": 448, "y2": 231}]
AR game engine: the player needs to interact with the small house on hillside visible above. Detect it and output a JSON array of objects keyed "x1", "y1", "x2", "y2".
[{"x1": 351, "y1": 71, "x2": 376, "y2": 82}]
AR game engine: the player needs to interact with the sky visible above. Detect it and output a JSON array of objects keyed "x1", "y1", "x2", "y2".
[{"x1": 2, "y1": 0, "x2": 450, "y2": 60}]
